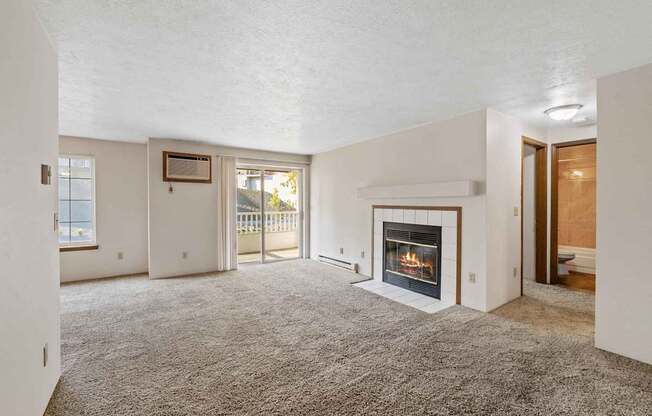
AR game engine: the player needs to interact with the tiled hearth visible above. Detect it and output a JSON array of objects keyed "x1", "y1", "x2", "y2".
[
  {"x1": 355, "y1": 206, "x2": 460, "y2": 313},
  {"x1": 354, "y1": 279, "x2": 452, "y2": 313}
]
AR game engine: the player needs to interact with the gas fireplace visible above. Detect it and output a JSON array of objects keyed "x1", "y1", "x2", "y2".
[{"x1": 383, "y1": 222, "x2": 441, "y2": 299}]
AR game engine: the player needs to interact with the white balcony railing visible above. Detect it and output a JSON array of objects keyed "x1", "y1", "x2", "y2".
[{"x1": 237, "y1": 211, "x2": 299, "y2": 234}]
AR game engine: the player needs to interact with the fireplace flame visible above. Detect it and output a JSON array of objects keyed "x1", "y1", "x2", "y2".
[{"x1": 400, "y1": 251, "x2": 425, "y2": 269}]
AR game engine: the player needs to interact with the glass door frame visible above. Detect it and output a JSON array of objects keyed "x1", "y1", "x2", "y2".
[{"x1": 236, "y1": 163, "x2": 305, "y2": 264}]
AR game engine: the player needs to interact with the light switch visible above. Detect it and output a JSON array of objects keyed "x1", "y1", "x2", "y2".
[{"x1": 513, "y1": 206, "x2": 519, "y2": 216}]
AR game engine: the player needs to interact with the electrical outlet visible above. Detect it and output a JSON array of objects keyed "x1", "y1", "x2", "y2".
[
  {"x1": 43, "y1": 343, "x2": 48, "y2": 367},
  {"x1": 182, "y1": 251, "x2": 188, "y2": 259},
  {"x1": 339, "y1": 247, "x2": 344, "y2": 255},
  {"x1": 468, "y1": 272, "x2": 476, "y2": 283},
  {"x1": 117, "y1": 252, "x2": 124, "y2": 260},
  {"x1": 513, "y1": 267, "x2": 518, "y2": 277},
  {"x1": 360, "y1": 250, "x2": 365, "y2": 258}
]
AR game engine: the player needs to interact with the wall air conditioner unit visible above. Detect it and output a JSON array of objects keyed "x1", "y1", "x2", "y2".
[{"x1": 163, "y1": 151, "x2": 212, "y2": 183}]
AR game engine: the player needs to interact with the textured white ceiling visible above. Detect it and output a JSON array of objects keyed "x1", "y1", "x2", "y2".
[{"x1": 35, "y1": 0, "x2": 652, "y2": 154}]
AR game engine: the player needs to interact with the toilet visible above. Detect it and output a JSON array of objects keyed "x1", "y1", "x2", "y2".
[{"x1": 558, "y1": 252, "x2": 576, "y2": 276}]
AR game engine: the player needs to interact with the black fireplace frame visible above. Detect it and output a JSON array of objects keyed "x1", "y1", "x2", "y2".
[{"x1": 382, "y1": 221, "x2": 442, "y2": 299}]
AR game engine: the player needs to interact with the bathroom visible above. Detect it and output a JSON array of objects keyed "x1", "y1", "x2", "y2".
[
  {"x1": 555, "y1": 141, "x2": 597, "y2": 292},
  {"x1": 521, "y1": 137, "x2": 597, "y2": 293}
]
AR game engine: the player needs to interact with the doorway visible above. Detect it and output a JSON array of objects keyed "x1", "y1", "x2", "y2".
[
  {"x1": 550, "y1": 139, "x2": 597, "y2": 290},
  {"x1": 236, "y1": 167, "x2": 303, "y2": 264},
  {"x1": 521, "y1": 137, "x2": 548, "y2": 294}
]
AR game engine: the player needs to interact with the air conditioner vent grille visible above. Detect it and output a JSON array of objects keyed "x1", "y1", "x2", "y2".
[{"x1": 163, "y1": 151, "x2": 212, "y2": 183}]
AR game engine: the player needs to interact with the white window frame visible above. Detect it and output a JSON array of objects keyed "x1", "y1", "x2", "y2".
[{"x1": 58, "y1": 154, "x2": 97, "y2": 247}]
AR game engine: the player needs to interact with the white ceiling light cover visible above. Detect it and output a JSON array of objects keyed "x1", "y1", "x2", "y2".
[{"x1": 544, "y1": 104, "x2": 583, "y2": 121}]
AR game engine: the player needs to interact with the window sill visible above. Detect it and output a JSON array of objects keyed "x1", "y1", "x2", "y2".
[{"x1": 60, "y1": 244, "x2": 99, "y2": 253}]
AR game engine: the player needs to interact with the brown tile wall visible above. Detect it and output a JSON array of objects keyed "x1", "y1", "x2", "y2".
[{"x1": 558, "y1": 144, "x2": 596, "y2": 248}]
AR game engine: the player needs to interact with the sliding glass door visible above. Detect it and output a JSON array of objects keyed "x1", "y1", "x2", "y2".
[
  {"x1": 263, "y1": 170, "x2": 301, "y2": 262},
  {"x1": 236, "y1": 167, "x2": 302, "y2": 264}
]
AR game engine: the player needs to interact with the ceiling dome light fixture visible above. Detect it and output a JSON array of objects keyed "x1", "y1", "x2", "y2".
[{"x1": 544, "y1": 104, "x2": 583, "y2": 121}]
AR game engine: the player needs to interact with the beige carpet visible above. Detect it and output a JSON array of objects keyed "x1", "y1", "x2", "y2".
[{"x1": 46, "y1": 260, "x2": 651, "y2": 415}]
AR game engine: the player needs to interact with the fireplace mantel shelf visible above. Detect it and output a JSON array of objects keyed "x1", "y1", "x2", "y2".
[{"x1": 357, "y1": 180, "x2": 477, "y2": 199}]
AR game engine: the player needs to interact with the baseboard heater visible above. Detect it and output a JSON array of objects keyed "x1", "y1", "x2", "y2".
[{"x1": 317, "y1": 255, "x2": 358, "y2": 273}]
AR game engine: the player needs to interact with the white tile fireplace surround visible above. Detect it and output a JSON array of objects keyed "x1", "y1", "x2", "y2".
[{"x1": 356, "y1": 206, "x2": 461, "y2": 313}]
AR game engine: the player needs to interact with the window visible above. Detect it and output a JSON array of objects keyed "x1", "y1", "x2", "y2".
[{"x1": 58, "y1": 156, "x2": 95, "y2": 246}]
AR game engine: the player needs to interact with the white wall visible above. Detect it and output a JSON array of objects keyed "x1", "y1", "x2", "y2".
[
  {"x1": 522, "y1": 145, "x2": 536, "y2": 281},
  {"x1": 59, "y1": 136, "x2": 149, "y2": 282},
  {"x1": 595, "y1": 63, "x2": 652, "y2": 365},
  {"x1": 546, "y1": 125, "x2": 597, "y2": 144},
  {"x1": 485, "y1": 109, "x2": 545, "y2": 310},
  {"x1": 311, "y1": 109, "x2": 546, "y2": 312},
  {"x1": 0, "y1": 0, "x2": 61, "y2": 414},
  {"x1": 148, "y1": 139, "x2": 223, "y2": 278},
  {"x1": 148, "y1": 138, "x2": 310, "y2": 278},
  {"x1": 311, "y1": 111, "x2": 489, "y2": 311}
]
